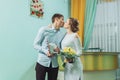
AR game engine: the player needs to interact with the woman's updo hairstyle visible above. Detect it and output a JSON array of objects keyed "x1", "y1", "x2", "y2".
[{"x1": 69, "y1": 18, "x2": 79, "y2": 32}]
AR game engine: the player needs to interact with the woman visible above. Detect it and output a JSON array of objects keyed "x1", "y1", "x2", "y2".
[{"x1": 61, "y1": 18, "x2": 83, "y2": 80}]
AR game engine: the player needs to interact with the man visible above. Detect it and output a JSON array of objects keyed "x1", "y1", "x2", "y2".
[{"x1": 33, "y1": 13, "x2": 64, "y2": 80}]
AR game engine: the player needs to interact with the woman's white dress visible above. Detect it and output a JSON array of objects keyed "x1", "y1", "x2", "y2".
[{"x1": 61, "y1": 33, "x2": 83, "y2": 80}]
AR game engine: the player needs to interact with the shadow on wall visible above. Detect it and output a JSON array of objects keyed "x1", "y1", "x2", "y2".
[{"x1": 20, "y1": 64, "x2": 36, "y2": 80}]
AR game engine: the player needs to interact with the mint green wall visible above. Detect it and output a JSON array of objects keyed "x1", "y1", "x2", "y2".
[{"x1": 0, "y1": 0, "x2": 70, "y2": 80}]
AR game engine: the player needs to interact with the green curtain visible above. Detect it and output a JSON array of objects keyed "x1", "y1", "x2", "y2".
[{"x1": 84, "y1": 0, "x2": 98, "y2": 50}]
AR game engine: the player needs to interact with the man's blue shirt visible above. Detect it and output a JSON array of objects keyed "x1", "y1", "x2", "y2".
[{"x1": 33, "y1": 25, "x2": 65, "y2": 67}]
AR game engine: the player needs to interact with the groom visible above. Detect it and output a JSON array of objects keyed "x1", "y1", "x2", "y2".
[{"x1": 33, "y1": 13, "x2": 65, "y2": 80}]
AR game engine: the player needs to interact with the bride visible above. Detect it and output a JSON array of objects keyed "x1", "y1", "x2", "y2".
[{"x1": 61, "y1": 18, "x2": 83, "y2": 80}]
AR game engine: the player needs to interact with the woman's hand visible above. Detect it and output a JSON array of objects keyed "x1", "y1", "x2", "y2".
[
  {"x1": 65, "y1": 58, "x2": 74, "y2": 63},
  {"x1": 54, "y1": 47, "x2": 60, "y2": 54}
]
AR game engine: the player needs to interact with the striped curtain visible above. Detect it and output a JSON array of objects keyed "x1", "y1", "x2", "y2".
[{"x1": 88, "y1": 0, "x2": 120, "y2": 52}]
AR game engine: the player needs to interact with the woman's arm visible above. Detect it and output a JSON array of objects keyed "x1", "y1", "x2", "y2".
[{"x1": 74, "y1": 33, "x2": 82, "y2": 56}]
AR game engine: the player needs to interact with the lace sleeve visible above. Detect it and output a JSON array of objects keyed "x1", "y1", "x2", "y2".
[{"x1": 73, "y1": 35, "x2": 82, "y2": 56}]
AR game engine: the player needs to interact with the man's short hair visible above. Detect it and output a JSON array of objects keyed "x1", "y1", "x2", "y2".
[{"x1": 52, "y1": 13, "x2": 63, "y2": 23}]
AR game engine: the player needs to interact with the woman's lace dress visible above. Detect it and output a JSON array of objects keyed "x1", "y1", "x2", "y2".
[{"x1": 61, "y1": 33, "x2": 83, "y2": 80}]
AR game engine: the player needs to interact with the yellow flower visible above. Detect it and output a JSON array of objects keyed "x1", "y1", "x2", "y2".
[
  {"x1": 63, "y1": 47, "x2": 76, "y2": 55},
  {"x1": 60, "y1": 47, "x2": 77, "y2": 67}
]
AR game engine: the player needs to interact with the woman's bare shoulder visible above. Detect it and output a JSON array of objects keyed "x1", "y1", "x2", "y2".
[{"x1": 74, "y1": 33, "x2": 79, "y2": 38}]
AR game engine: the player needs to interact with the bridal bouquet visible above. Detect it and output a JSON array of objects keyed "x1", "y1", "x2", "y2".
[{"x1": 60, "y1": 47, "x2": 77, "y2": 66}]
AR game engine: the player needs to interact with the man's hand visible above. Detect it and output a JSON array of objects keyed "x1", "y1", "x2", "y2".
[{"x1": 46, "y1": 51, "x2": 54, "y2": 57}]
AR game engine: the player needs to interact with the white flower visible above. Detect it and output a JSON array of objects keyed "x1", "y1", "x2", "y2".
[{"x1": 49, "y1": 43, "x2": 57, "y2": 54}]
